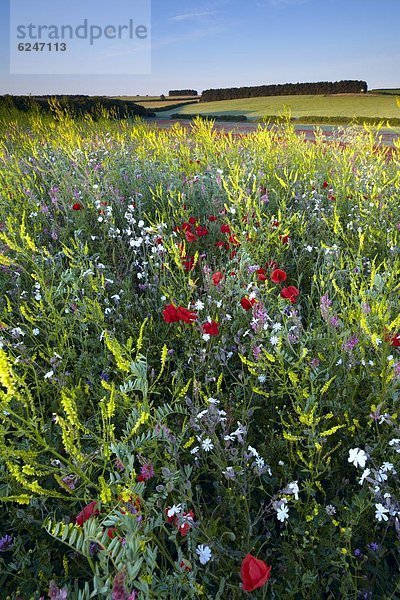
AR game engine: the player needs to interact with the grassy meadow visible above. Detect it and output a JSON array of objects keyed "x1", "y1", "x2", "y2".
[
  {"x1": 157, "y1": 93, "x2": 400, "y2": 121},
  {"x1": 0, "y1": 109, "x2": 400, "y2": 599}
]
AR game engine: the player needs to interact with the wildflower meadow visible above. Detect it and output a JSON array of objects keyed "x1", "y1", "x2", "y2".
[{"x1": 0, "y1": 111, "x2": 399, "y2": 599}]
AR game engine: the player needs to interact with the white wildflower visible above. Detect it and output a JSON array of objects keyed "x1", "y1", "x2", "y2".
[
  {"x1": 196, "y1": 544, "x2": 212, "y2": 565},
  {"x1": 348, "y1": 448, "x2": 367, "y2": 469},
  {"x1": 375, "y1": 503, "x2": 389, "y2": 522}
]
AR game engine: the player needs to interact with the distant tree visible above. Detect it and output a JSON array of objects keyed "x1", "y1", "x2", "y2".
[
  {"x1": 160, "y1": 94, "x2": 166, "y2": 100},
  {"x1": 169, "y1": 89, "x2": 198, "y2": 97}
]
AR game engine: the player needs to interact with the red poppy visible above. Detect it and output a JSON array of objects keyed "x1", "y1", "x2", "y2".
[
  {"x1": 323, "y1": 181, "x2": 329, "y2": 188},
  {"x1": 241, "y1": 297, "x2": 256, "y2": 311},
  {"x1": 208, "y1": 215, "x2": 218, "y2": 222},
  {"x1": 267, "y1": 260, "x2": 279, "y2": 270},
  {"x1": 202, "y1": 321, "x2": 219, "y2": 336},
  {"x1": 389, "y1": 333, "x2": 400, "y2": 347},
  {"x1": 196, "y1": 226, "x2": 209, "y2": 237},
  {"x1": 257, "y1": 268, "x2": 267, "y2": 282},
  {"x1": 72, "y1": 203, "x2": 82, "y2": 211},
  {"x1": 165, "y1": 508, "x2": 176, "y2": 524},
  {"x1": 281, "y1": 286, "x2": 299, "y2": 304},
  {"x1": 272, "y1": 220, "x2": 280, "y2": 228},
  {"x1": 180, "y1": 560, "x2": 192, "y2": 572},
  {"x1": 279, "y1": 234, "x2": 290, "y2": 245},
  {"x1": 188, "y1": 216, "x2": 197, "y2": 225},
  {"x1": 221, "y1": 224, "x2": 231, "y2": 234},
  {"x1": 107, "y1": 527, "x2": 118, "y2": 539},
  {"x1": 163, "y1": 304, "x2": 180, "y2": 323},
  {"x1": 175, "y1": 306, "x2": 198, "y2": 324},
  {"x1": 271, "y1": 269, "x2": 287, "y2": 284},
  {"x1": 185, "y1": 230, "x2": 198, "y2": 243},
  {"x1": 76, "y1": 501, "x2": 100, "y2": 526},
  {"x1": 181, "y1": 222, "x2": 192, "y2": 232},
  {"x1": 215, "y1": 241, "x2": 227, "y2": 249},
  {"x1": 212, "y1": 271, "x2": 224, "y2": 285},
  {"x1": 183, "y1": 257, "x2": 195, "y2": 272},
  {"x1": 240, "y1": 554, "x2": 272, "y2": 592},
  {"x1": 178, "y1": 510, "x2": 195, "y2": 537}
]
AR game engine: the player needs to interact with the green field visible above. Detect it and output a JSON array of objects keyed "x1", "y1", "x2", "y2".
[
  {"x1": 156, "y1": 93, "x2": 400, "y2": 120},
  {"x1": 371, "y1": 88, "x2": 400, "y2": 95}
]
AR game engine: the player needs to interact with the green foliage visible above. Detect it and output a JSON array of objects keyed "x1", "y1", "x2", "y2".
[{"x1": 0, "y1": 112, "x2": 399, "y2": 599}]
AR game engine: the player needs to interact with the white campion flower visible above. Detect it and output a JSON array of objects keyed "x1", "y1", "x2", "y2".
[
  {"x1": 207, "y1": 397, "x2": 220, "y2": 405},
  {"x1": 388, "y1": 439, "x2": 400, "y2": 453},
  {"x1": 381, "y1": 462, "x2": 395, "y2": 473},
  {"x1": 167, "y1": 504, "x2": 182, "y2": 518},
  {"x1": 247, "y1": 445, "x2": 259, "y2": 458},
  {"x1": 270, "y1": 335, "x2": 279, "y2": 346},
  {"x1": 44, "y1": 370, "x2": 54, "y2": 380},
  {"x1": 276, "y1": 503, "x2": 289, "y2": 522},
  {"x1": 375, "y1": 503, "x2": 389, "y2": 522},
  {"x1": 201, "y1": 438, "x2": 214, "y2": 452},
  {"x1": 285, "y1": 481, "x2": 299, "y2": 500},
  {"x1": 196, "y1": 410, "x2": 208, "y2": 420},
  {"x1": 196, "y1": 544, "x2": 212, "y2": 565},
  {"x1": 348, "y1": 448, "x2": 367, "y2": 469},
  {"x1": 194, "y1": 300, "x2": 205, "y2": 311},
  {"x1": 231, "y1": 422, "x2": 246, "y2": 438},
  {"x1": 358, "y1": 468, "x2": 371, "y2": 485}
]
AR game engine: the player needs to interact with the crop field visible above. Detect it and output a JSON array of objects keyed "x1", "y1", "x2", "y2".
[
  {"x1": 371, "y1": 89, "x2": 400, "y2": 95},
  {"x1": 157, "y1": 93, "x2": 400, "y2": 121},
  {"x1": 113, "y1": 96, "x2": 200, "y2": 110},
  {"x1": 0, "y1": 111, "x2": 400, "y2": 599}
]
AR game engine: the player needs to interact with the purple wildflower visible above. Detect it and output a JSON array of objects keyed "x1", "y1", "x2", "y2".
[
  {"x1": 252, "y1": 345, "x2": 262, "y2": 361},
  {"x1": 115, "y1": 458, "x2": 125, "y2": 472},
  {"x1": 48, "y1": 581, "x2": 68, "y2": 600},
  {"x1": 0, "y1": 534, "x2": 13, "y2": 552},
  {"x1": 329, "y1": 316, "x2": 339, "y2": 328},
  {"x1": 342, "y1": 335, "x2": 359, "y2": 353},
  {"x1": 320, "y1": 295, "x2": 332, "y2": 322},
  {"x1": 112, "y1": 572, "x2": 126, "y2": 600},
  {"x1": 368, "y1": 542, "x2": 379, "y2": 552},
  {"x1": 139, "y1": 463, "x2": 155, "y2": 481},
  {"x1": 61, "y1": 475, "x2": 77, "y2": 490}
]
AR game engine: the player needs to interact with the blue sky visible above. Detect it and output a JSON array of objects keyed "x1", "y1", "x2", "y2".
[{"x1": 1, "y1": 0, "x2": 399, "y2": 95}]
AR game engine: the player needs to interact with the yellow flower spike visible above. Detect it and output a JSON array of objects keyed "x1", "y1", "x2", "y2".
[
  {"x1": 341, "y1": 548, "x2": 348, "y2": 555},
  {"x1": 99, "y1": 475, "x2": 112, "y2": 504}
]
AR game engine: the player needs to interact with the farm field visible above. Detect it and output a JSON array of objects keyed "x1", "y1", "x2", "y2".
[
  {"x1": 113, "y1": 96, "x2": 200, "y2": 109},
  {"x1": 157, "y1": 93, "x2": 400, "y2": 121},
  {"x1": 371, "y1": 88, "x2": 400, "y2": 95},
  {"x1": 0, "y1": 111, "x2": 400, "y2": 599}
]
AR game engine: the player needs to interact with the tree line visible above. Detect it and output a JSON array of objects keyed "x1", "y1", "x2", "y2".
[
  {"x1": 201, "y1": 80, "x2": 368, "y2": 102},
  {"x1": 169, "y1": 90, "x2": 198, "y2": 96},
  {"x1": 0, "y1": 95, "x2": 155, "y2": 119}
]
